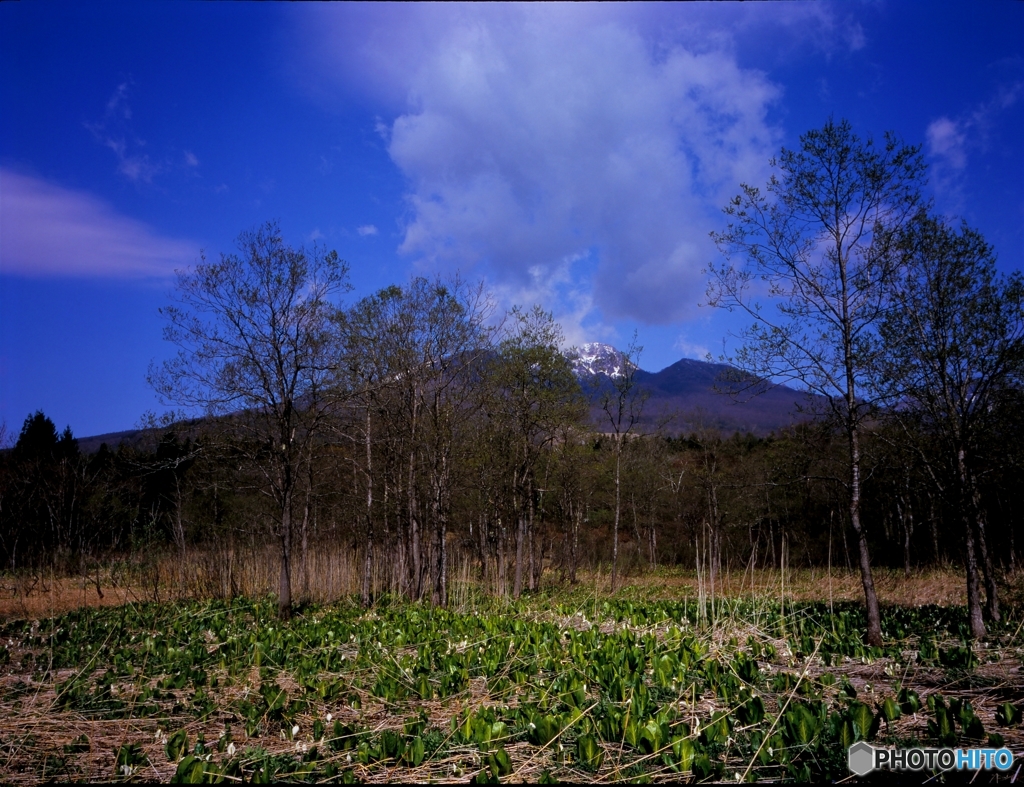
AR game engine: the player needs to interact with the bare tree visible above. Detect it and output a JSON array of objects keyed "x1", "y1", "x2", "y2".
[
  {"x1": 149, "y1": 222, "x2": 350, "y2": 619},
  {"x1": 484, "y1": 306, "x2": 585, "y2": 597},
  {"x1": 416, "y1": 278, "x2": 494, "y2": 606},
  {"x1": 336, "y1": 287, "x2": 402, "y2": 607},
  {"x1": 598, "y1": 334, "x2": 647, "y2": 593},
  {"x1": 551, "y1": 423, "x2": 594, "y2": 586},
  {"x1": 877, "y1": 214, "x2": 1024, "y2": 637},
  {"x1": 341, "y1": 277, "x2": 494, "y2": 605},
  {"x1": 707, "y1": 119, "x2": 926, "y2": 645}
]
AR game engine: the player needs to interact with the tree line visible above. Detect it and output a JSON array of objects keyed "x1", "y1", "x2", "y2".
[{"x1": 1, "y1": 119, "x2": 1021, "y2": 638}]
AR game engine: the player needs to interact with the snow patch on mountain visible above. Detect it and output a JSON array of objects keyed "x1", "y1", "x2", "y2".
[{"x1": 569, "y1": 342, "x2": 638, "y2": 379}]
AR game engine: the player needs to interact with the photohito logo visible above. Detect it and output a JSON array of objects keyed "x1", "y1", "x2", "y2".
[{"x1": 848, "y1": 742, "x2": 1015, "y2": 775}]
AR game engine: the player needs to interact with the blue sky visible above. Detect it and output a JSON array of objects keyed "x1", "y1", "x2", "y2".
[{"x1": 1, "y1": 2, "x2": 1022, "y2": 438}]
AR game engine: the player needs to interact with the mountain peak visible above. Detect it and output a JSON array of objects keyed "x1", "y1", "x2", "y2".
[{"x1": 570, "y1": 342, "x2": 638, "y2": 379}]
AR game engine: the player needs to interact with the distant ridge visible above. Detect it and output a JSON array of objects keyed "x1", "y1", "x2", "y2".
[
  {"x1": 76, "y1": 428, "x2": 153, "y2": 455},
  {"x1": 75, "y1": 346, "x2": 813, "y2": 451},
  {"x1": 571, "y1": 344, "x2": 815, "y2": 436}
]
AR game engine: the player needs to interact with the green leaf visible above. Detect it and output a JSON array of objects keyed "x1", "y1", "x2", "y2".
[
  {"x1": 487, "y1": 747, "x2": 513, "y2": 777},
  {"x1": 964, "y1": 714, "x2": 985, "y2": 740},
  {"x1": 736, "y1": 691, "x2": 765, "y2": 725},
  {"x1": 782, "y1": 703, "x2": 820, "y2": 747},
  {"x1": 838, "y1": 718, "x2": 856, "y2": 749},
  {"x1": 880, "y1": 697, "x2": 901, "y2": 723},
  {"x1": 165, "y1": 728, "x2": 189, "y2": 762},
  {"x1": 691, "y1": 754, "x2": 714, "y2": 780},
  {"x1": 405, "y1": 736, "x2": 426, "y2": 767},
  {"x1": 63, "y1": 735, "x2": 90, "y2": 754},
  {"x1": 672, "y1": 736, "x2": 695, "y2": 770},
  {"x1": 996, "y1": 702, "x2": 1020, "y2": 727},
  {"x1": 848, "y1": 702, "x2": 877, "y2": 741},
  {"x1": 527, "y1": 714, "x2": 560, "y2": 746},
  {"x1": 928, "y1": 706, "x2": 957, "y2": 747},
  {"x1": 898, "y1": 687, "x2": 921, "y2": 715},
  {"x1": 170, "y1": 755, "x2": 206, "y2": 784},
  {"x1": 638, "y1": 719, "x2": 668, "y2": 755},
  {"x1": 700, "y1": 711, "x2": 730, "y2": 746},
  {"x1": 380, "y1": 729, "x2": 405, "y2": 760},
  {"x1": 114, "y1": 742, "x2": 148, "y2": 773},
  {"x1": 576, "y1": 735, "x2": 604, "y2": 770}
]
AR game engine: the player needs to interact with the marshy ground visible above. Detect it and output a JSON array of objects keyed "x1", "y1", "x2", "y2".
[{"x1": 0, "y1": 566, "x2": 1021, "y2": 783}]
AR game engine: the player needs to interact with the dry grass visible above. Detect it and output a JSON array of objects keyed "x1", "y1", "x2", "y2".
[
  {"x1": 0, "y1": 543, "x2": 365, "y2": 621},
  {"x1": 602, "y1": 565, "x2": 971, "y2": 607},
  {"x1": 0, "y1": 553, "x2": 981, "y2": 622}
]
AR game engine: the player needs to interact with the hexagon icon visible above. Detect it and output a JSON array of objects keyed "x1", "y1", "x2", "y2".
[{"x1": 848, "y1": 741, "x2": 875, "y2": 776}]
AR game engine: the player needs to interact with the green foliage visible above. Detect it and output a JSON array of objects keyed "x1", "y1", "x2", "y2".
[
  {"x1": 938, "y1": 643, "x2": 978, "y2": 672},
  {"x1": 575, "y1": 735, "x2": 604, "y2": 770},
  {"x1": 898, "y1": 687, "x2": 921, "y2": 715},
  {"x1": 114, "y1": 743, "x2": 148, "y2": 776},
  {"x1": 996, "y1": 702, "x2": 1021, "y2": 727},
  {"x1": 4, "y1": 593, "x2": 1020, "y2": 784},
  {"x1": 165, "y1": 728, "x2": 189, "y2": 761}
]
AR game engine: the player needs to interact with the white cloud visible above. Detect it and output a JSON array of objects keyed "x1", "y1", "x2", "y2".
[
  {"x1": 301, "y1": 7, "x2": 889, "y2": 331},
  {"x1": 331, "y1": 8, "x2": 781, "y2": 326},
  {"x1": 356, "y1": 224, "x2": 378, "y2": 237},
  {"x1": 927, "y1": 116, "x2": 967, "y2": 170},
  {"x1": 0, "y1": 169, "x2": 197, "y2": 279},
  {"x1": 183, "y1": 150, "x2": 200, "y2": 168}
]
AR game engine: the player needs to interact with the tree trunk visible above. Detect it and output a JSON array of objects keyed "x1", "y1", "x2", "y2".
[
  {"x1": 848, "y1": 427, "x2": 882, "y2": 646},
  {"x1": 477, "y1": 514, "x2": 488, "y2": 581},
  {"x1": 648, "y1": 523, "x2": 657, "y2": 569},
  {"x1": 437, "y1": 451, "x2": 448, "y2": 607},
  {"x1": 611, "y1": 439, "x2": 621, "y2": 593},
  {"x1": 278, "y1": 500, "x2": 293, "y2": 620},
  {"x1": 300, "y1": 503, "x2": 310, "y2": 599},
  {"x1": 301, "y1": 455, "x2": 313, "y2": 599},
  {"x1": 969, "y1": 483, "x2": 999, "y2": 622},
  {"x1": 527, "y1": 489, "x2": 537, "y2": 593},
  {"x1": 498, "y1": 519, "x2": 507, "y2": 597},
  {"x1": 361, "y1": 409, "x2": 373, "y2": 608},
  {"x1": 427, "y1": 421, "x2": 449, "y2": 608},
  {"x1": 928, "y1": 492, "x2": 941, "y2": 564},
  {"x1": 897, "y1": 491, "x2": 913, "y2": 578},
  {"x1": 964, "y1": 525, "x2": 986, "y2": 638},
  {"x1": 409, "y1": 446, "x2": 421, "y2": 601},
  {"x1": 974, "y1": 516, "x2": 999, "y2": 622},
  {"x1": 513, "y1": 514, "x2": 525, "y2": 598},
  {"x1": 570, "y1": 505, "x2": 580, "y2": 585}
]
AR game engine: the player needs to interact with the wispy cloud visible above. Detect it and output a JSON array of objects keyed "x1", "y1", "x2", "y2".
[
  {"x1": 85, "y1": 81, "x2": 166, "y2": 184},
  {"x1": 674, "y1": 334, "x2": 712, "y2": 362},
  {"x1": 927, "y1": 80, "x2": 1023, "y2": 205},
  {"x1": 0, "y1": 168, "x2": 197, "y2": 279},
  {"x1": 356, "y1": 224, "x2": 378, "y2": 237}
]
